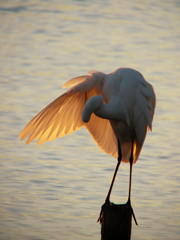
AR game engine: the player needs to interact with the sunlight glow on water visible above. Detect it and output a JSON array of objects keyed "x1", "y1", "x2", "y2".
[{"x1": 0, "y1": 0, "x2": 179, "y2": 239}]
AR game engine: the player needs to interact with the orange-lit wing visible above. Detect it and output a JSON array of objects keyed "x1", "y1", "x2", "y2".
[
  {"x1": 83, "y1": 89, "x2": 118, "y2": 158},
  {"x1": 63, "y1": 75, "x2": 89, "y2": 88},
  {"x1": 19, "y1": 73, "x2": 118, "y2": 159},
  {"x1": 19, "y1": 92, "x2": 85, "y2": 144},
  {"x1": 85, "y1": 113, "x2": 117, "y2": 158}
]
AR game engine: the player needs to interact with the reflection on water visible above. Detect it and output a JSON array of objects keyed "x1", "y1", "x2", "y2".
[{"x1": 0, "y1": 0, "x2": 179, "y2": 239}]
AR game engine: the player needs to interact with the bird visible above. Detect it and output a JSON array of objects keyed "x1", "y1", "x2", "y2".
[{"x1": 19, "y1": 67, "x2": 156, "y2": 223}]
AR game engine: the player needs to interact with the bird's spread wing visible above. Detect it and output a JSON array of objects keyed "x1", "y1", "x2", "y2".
[
  {"x1": 81, "y1": 88, "x2": 118, "y2": 158},
  {"x1": 19, "y1": 92, "x2": 85, "y2": 144},
  {"x1": 84, "y1": 113, "x2": 117, "y2": 157},
  {"x1": 62, "y1": 75, "x2": 89, "y2": 88},
  {"x1": 19, "y1": 73, "x2": 118, "y2": 158}
]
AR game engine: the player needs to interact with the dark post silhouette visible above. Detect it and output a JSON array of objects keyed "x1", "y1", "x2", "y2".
[{"x1": 98, "y1": 201, "x2": 133, "y2": 240}]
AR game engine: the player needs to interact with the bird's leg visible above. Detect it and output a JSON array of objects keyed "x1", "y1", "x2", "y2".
[
  {"x1": 105, "y1": 157, "x2": 121, "y2": 204},
  {"x1": 97, "y1": 158, "x2": 121, "y2": 222},
  {"x1": 127, "y1": 140, "x2": 138, "y2": 225},
  {"x1": 97, "y1": 140, "x2": 121, "y2": 222},
  {"x1": 105, "y1": 139, "x2": 122, "y2": 204},
  {"x1": 127, "y1": 153, "x2": 133, "y2": 204}
]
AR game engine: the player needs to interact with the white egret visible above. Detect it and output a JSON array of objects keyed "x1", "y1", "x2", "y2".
[{"x1": 19, "y1": 67, "x2": 156, "y2": 222}]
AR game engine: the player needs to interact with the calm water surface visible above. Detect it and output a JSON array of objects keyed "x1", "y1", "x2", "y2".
[{"x1": 0, "y1": 0, "x2": 179, "y2": 239}]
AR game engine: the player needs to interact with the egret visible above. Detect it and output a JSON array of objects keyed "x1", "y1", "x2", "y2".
[{"x1": 19, "y1": 67, "x2": 156, "y2": 222}]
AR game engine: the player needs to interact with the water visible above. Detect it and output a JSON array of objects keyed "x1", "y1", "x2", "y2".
[{"x1": 0, "y1": 0, "x2": 179, "y2": 239}]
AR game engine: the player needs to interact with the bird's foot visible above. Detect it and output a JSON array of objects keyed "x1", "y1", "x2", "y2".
[
  {"x1": 126, "y1": 200, "x2": 138, "y2": 226},
  {"x1": 97, "y1": 200, "x2": 112, "y2": 223},
  {"x1": 97, "y1": 205, "x2": 103, "y2": 223}
]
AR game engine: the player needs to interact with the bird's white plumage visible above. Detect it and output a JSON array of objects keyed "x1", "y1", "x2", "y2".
[{"x1": 19, "y1": 68, "x2": 155, "y2": 163}]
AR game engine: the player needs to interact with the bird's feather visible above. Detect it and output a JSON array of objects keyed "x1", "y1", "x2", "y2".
[
  {"x1": 19, "y1": 92, "x2": 84, "y2": 144},
  {"x1": 85, "y1": 113, "x2": 118, "y2": 158},
  {"x1": 19, "y1": 73, "x2": 118, "y2": 158},
  {"x1": 62, "y1": 75, "x2": 89, "y2": 88},
  {"x1": 132, "y1": 81, "x2": 156, "y2": 162}
]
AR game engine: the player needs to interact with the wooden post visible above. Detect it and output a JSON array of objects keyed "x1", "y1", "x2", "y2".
[{"x1": 98, "y1": 202, "x2": 132, "y2": 240}]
